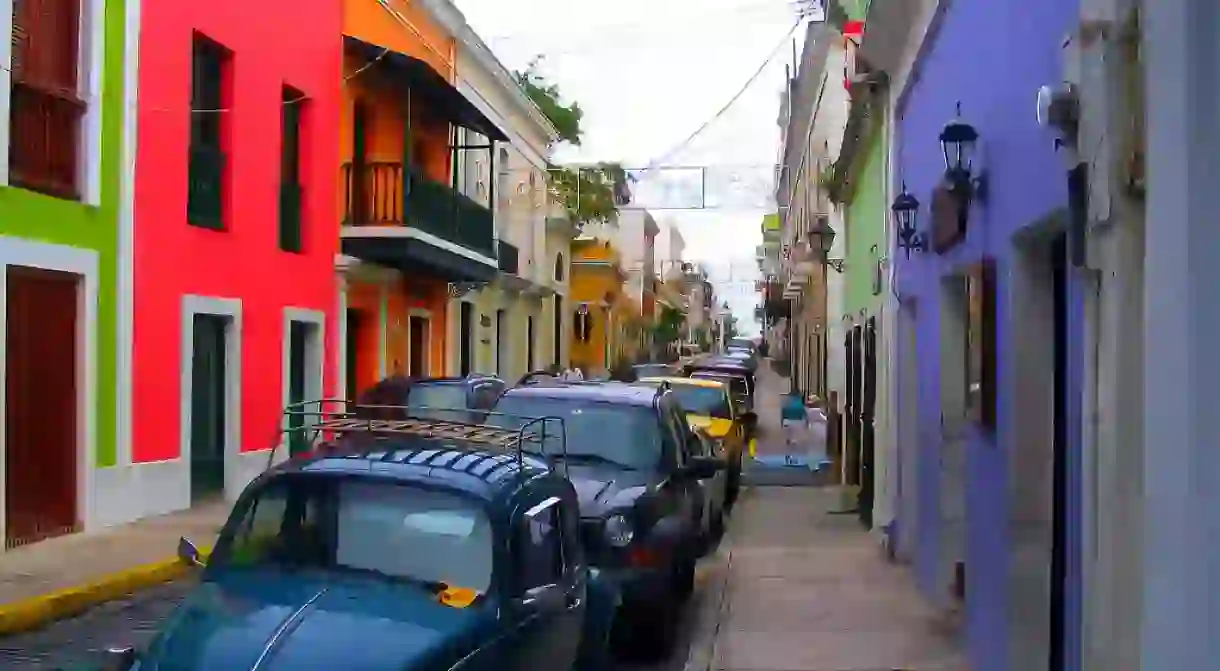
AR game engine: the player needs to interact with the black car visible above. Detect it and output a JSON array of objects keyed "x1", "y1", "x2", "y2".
[
  {"x1": 486, "y1": 382, "x2": 725, "y2": 659},
  {"x1": 357, "y1": 374, "x2": 507, "y2": 423}
]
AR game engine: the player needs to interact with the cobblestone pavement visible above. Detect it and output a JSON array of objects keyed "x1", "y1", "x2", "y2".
[
  {"x1": 0, "y1": 580, "x2": 194, "y2": 669},
  {"x1": 0, "y1": 571, "x2": 704, "y2": 670}
]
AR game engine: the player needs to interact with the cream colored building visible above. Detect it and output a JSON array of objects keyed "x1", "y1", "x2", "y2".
[{"x1": 433, "y1": 1, "x2": 569, "y2": 380}]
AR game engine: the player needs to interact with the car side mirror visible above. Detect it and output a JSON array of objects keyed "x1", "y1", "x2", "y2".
[
  {"x1": 177, "y1": 536, "x2": 204, "y2": 567},
  {"x1": 685, "y1": 455, "x2": 726, "y2": 479},
  {"x1": 740, "y1": 411, "x2": 758, "y2": 428},
  {"x1": 102, "y1": 646, "x2": 136, "y2": 671}
]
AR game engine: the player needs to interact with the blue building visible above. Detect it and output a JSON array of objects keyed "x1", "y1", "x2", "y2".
[{"x1": 889, "y1": 0, "x2": 1084, "y2": 668}]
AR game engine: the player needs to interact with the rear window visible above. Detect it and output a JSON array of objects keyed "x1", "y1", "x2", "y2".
[
  {"x1": 693, "y1": 373, "x2": 748, "y2": 397},
  {"x1": 407, "y1": 384, "x2": 470, "y2": 421},
  {"x1": 488, "y1": 395, "x2": 662, "y2": 470}
]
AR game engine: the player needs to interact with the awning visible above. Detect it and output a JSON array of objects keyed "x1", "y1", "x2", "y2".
[
  {"x1": 344, "y1": 36, "x2": 508, "y2": 142},
  {"x1": 856, "y1": 1, "x2": 921, "y2": 76}
]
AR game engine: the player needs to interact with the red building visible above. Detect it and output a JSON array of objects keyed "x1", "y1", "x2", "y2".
[{"x1": 128, "y1": 0, "x2": 342, "y2": 515}]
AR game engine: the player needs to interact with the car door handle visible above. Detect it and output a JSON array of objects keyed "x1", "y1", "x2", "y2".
[{"x1": 565, "y1": 593, "x2": 581, "y2": 609}]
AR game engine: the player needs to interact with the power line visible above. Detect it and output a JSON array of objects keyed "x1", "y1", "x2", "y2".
[{"x1": 638, "y1": 17, "x2": 805, "y2": 173}]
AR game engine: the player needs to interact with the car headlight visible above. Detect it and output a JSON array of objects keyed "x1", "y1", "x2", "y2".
[{"x1": 603, "y1": 513, "x2": 634, "y2": 547}]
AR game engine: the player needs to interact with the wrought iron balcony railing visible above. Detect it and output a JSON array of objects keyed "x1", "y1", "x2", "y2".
[{"x1": 342, "y1": 161, "x2": 495, "y2": 258}]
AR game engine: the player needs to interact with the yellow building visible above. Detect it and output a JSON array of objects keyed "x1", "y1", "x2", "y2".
[{"x1": 569, "y1": 236, "x2": 627, "y2": 374}]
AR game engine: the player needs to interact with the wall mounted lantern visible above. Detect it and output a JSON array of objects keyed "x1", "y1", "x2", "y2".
[
  {"x1": 826, "y1": 258, "x2": 846, "y2": 273},
  {"x1": 939, "y1": 102, "x2": 988, "y2": 201},
  {"x1": 891, "y1": 184, "x2": 926, "y2": 258},
  {"x1": 805, "y1": 215, "x2": 836, "y2": 259}
]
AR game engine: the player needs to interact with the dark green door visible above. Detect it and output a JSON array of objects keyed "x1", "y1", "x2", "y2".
[
  {"x1": 346, "y1": 309, "x2": 362, "y2": 402},
  {"x1": 190, "y1": 314, "x2": 227, "y2": 502},
  {"x1": 288, "y1": 321, "x2": 310, "y2": 455}
]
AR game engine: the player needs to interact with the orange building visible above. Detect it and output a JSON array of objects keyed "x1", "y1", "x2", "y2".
[
  {"x1": 336, "y1": 0, "x2": 505, "y2": 394},
  {"x1": 569, "y1": 236, "x2": 629, "y2": 374}
]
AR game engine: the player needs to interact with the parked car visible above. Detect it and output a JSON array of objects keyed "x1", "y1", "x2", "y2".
[
  {"x1": 722, "y1": 348, "x2": 759, "y2": 373},
  {"x1": 689, "y1": 427, "x2": 728, "y2": 550},
  {"x1": 356, "y1": 373, "x2": 507, "y2": 423},
  {"x1": 635, "y1": 376, "x2": 752, "y2": 510},
  {"x1": 100, "y1": 404, "x2": 616, "y2": 671},
  {"x1": 684, "y1": 357, "x2": 756, "y2": 413},
  {"x1": 486, "y1": 382, "x2": 725, "y2": 659},
  {"x1": 632, "y1": 363, "x2": 679, "y2": 379}
]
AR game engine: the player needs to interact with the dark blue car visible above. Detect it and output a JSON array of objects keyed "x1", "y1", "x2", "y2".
[{"x1": 100, "y1": 404, "x2": 617, "y2": 671}]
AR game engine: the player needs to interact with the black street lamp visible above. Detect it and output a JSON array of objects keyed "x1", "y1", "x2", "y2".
[
  {"x1": 805, "y1": 215, "x2": 836, "y2": 259},
  {"x1": 891, "y1": 183, "x2": 925, "y2": 258},
  {"x1": 939, "y1": 102, "x2": 987, "y2": 200}
]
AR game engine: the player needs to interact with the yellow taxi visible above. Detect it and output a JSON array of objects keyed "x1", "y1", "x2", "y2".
[{"x1": 638, "y1": 376, "x2": 755, "y2": 509}]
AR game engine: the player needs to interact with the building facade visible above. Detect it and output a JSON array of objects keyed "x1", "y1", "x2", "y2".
[
  {"x1": 444, "y1": 3, "x2": 563, "y2": 381},
  {"x1": 1, "y1": 0, "x2": 130, "y2": 545},
  {"x1": 337, "y1": 0, "x2": 504, "y2": 391},
  {"x1": 891, "y1": 0, "x2": 1084, "y2": 668},
  {"x1": 569, "y1": 234, "x2": 626, "y2": 374},
  {"x1": 126, "y1": 0, "x2": 342, "y2": 515}
]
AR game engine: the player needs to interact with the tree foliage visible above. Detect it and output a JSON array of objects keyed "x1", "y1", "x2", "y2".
[
  {"x1": 651, "y1": 305, "x2": 686, "y2": 346},
  {"x1": 514, "y1": 57, "x2": 583, "y2": 146},
  {"x1": 514, "y1": 55, "x2": 628, "y2": 230}
]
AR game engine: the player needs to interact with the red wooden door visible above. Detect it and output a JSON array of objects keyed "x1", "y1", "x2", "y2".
[{"x1": 5, "y1": 266, "x2": 79, "y2": 548}]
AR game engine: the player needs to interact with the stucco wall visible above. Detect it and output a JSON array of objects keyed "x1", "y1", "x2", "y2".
[
  {"x1": 0, "y1": 0, "x2": 126, "y2": 471},
  {"x1": 894, "y1": 0, "x2": 1082, "y2": 667},
  {"x1": 843, "y1": 128, "x2": 885, "y2": 318},
  {"x1": 131, "y1": 0, "x2": 341, "y2": 479}
]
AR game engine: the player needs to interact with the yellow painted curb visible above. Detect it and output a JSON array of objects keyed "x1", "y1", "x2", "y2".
[{"x1": 0, "y1": 548, "x2": 212, "y2": 636}]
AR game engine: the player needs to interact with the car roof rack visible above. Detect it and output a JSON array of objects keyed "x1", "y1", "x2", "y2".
[{"x1": 271, "y1": 399, "x2": 569, "y2": 475}]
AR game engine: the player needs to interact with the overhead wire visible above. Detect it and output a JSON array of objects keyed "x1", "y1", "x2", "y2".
[
  {"x1": 169, "y1": 0, "x2": 444, "y2": 113},
  {"x1": 636, "y1": 17, "x2": 806, "y2": 173}
]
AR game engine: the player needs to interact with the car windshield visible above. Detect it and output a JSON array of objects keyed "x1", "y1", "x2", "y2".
[
  {"x1": 727, "y1": 339, "x2": 755, "y2": 351},
  {"x1": 214, "y1": 477, "x2": 494, "y2": 594},
  {"x1": 693, "y1": 373, "x2": 749, "y2": 397},
  {"x1": 670, "y1": 385, "x2": 732, "y2": 418},
  {"x1": 634, "y1": 364, "x2": 675, "y2": 378},
  {"x1": 487, "y1": 396, "x2": 663, "y2": 469},
  {"x1": 407, "y1": 384, "x2": 470, "y2": 421}
]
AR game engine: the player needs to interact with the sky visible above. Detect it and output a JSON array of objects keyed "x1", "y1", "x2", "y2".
[{"x1": 451, "y1": 0, "x2": 817, "y2": 335}]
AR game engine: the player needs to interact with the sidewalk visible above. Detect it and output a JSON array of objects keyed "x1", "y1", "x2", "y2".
[
  {"x1": 0, "y1": 503, "x2": 228, "y2": 634},
  {"x1": 688, "y1": 487, "x2": 966, "y2": 671}
]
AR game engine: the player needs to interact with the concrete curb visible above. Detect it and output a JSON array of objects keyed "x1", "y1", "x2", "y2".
[
  {"x1": 0, "y1": 548, "x2": 211, "y2": 636},
  {"x1": 682, "y1": 548, "x2": 731, "y2": 671}
]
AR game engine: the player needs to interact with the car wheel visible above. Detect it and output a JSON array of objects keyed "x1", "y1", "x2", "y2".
[
  {"x1": 627, "y1": 596, "x2": 679, "y2": 660},
  {"x1": 674, "y1": 553, "x2": 696, "y2": 600}
]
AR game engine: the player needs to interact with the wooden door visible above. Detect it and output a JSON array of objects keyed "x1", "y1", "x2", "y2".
[
  {"x1": 346, "y1": 309, "x2": 362, "y2": 400},
  {"x1": 495, "y1": 309, "x2": 507, "y2": 375},
  {"x1": 190, "y1": 314, "x2": 227, "y2": 502},
  {"x1": 552, "y1": 296, "x2": 562, "y2": 367},
  {"x1": 5, "y1": 267, "x2": 79, "y2": 548},
  {"x1": 459, "y1": 302, "x2": 473, "y2": 376},
  {"x1": 287, "y1": 320, "x2": 309, "y2": 455},
  {"x1": 409, "y1": 316, "x2": 428, "y2": 377}
]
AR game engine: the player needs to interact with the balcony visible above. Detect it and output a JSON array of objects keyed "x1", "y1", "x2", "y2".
[
  {"x1": 341, "y1": 162, "x2": 498, "y2": 281},
  {"x1": 9, "y1": 82, "x2": 85, "y2": 200}
]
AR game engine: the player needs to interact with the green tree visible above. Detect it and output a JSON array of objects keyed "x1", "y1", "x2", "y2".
[
  {"x1": 651, "y1": 305, "x2": 685, "y2": 346},
  {"x1": 513, "y1": 57, "x2": 583, "y2": 145},
  {"x1": 514, "y1": 56, "x2": 627, "y2": 230}
]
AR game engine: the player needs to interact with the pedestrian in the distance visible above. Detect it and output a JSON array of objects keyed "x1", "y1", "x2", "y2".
[{"x1": 781, "y1": 391, "x2": 809, "y2": 447}]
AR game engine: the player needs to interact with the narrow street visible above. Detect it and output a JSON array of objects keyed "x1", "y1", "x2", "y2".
[{"x1": 0, "y1": 364, "x2": 961, "y2": 670}]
